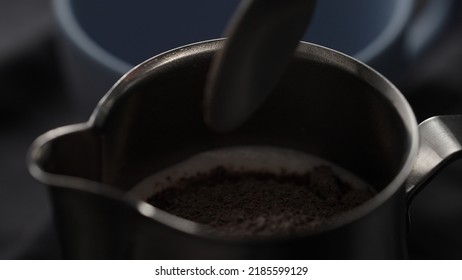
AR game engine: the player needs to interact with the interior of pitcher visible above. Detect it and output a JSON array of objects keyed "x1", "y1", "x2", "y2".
[
  {"x1": 32, "y1": 40, "x2": 418, "y2": 237},
  {"x1": 93, "y1": 41, "x2": 415, "y2": 194}
]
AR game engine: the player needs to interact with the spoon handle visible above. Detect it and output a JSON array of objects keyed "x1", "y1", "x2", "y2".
[{"x1": 205, "y1": 0, "x2": 316, "y2": 132}]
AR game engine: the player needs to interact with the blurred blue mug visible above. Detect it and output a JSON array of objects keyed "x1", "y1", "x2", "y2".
[{"x1": 53, "y1": 0, "x2": 455, "y2": 115}]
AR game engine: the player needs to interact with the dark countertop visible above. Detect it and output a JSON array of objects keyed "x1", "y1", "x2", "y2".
[{"x1": 1, "y1": 0, "x2": 462, "y2": 259}]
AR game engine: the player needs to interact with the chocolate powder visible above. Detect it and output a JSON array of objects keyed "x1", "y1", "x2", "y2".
[{"x1": 147, "y1": 166, "x2": 375, "y2": 237}]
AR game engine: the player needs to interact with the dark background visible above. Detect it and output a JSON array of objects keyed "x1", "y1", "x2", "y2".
[{"x1": 0, "y1": 0, "x2": 462, "y2": 259}]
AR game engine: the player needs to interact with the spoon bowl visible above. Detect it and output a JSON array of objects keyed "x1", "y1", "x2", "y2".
[{"x1": 204, "y1": 0, "x2": 317, "y2": 132}]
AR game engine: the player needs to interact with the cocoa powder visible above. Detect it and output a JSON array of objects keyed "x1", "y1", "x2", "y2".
[{"x1": 147, "y1": 166, "x2": 374, "y2": 237}]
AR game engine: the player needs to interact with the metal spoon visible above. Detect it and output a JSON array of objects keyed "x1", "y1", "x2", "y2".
[{"x1": 204, "y1": 0, "x2": 317, "y2": 132}]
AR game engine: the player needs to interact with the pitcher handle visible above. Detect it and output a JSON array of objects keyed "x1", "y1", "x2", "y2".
[{"x1": 405, "y1": 115, "x2": 462, "y2": 202}]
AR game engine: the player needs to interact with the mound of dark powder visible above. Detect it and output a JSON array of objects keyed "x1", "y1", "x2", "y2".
[{"x1": 147, "y1": 166, "x2": 374, "y2": 237}]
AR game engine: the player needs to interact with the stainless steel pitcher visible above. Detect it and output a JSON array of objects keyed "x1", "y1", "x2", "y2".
[{"x1": 28, "y1": 40, "x2": 462, "y2": 259}]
